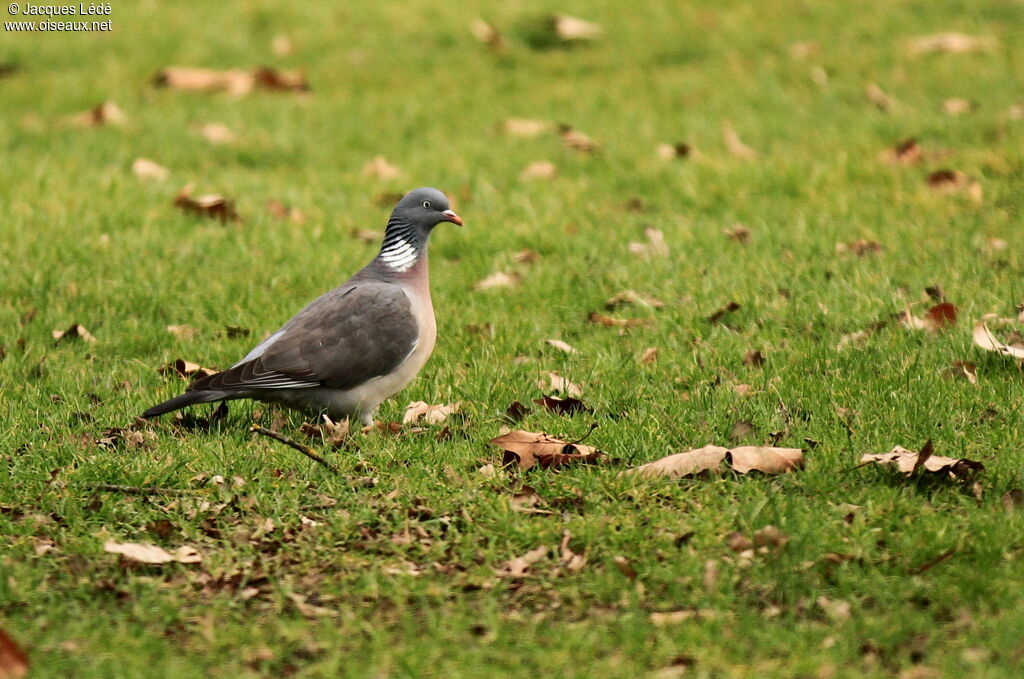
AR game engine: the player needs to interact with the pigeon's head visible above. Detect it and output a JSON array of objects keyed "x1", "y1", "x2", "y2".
[{"x1": 391, "y1": 187, "x2": 463, "y2": 231}]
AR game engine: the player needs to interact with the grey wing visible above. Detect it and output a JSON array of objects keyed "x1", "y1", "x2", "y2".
[{"x1": 189, "y1": 283, "x2": 419, "y2": 393}]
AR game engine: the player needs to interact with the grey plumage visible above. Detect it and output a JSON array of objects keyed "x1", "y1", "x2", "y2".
[{"x1": 143, "y1": 187, "x2": 462, "y2": 425}]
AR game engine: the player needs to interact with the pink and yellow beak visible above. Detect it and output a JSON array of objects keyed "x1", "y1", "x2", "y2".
[{"x1": 441, "y1": 209, "x2": 463, "y2": 226}]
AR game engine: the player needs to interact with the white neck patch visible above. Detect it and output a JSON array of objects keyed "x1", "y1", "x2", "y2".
[{"x1": 379, "y1": 237, "x2": 418, "y2": 272}]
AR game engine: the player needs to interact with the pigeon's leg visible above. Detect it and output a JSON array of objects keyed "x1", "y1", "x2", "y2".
[{"x1": 360, "y1": 410, "x2": 375, "y2": 428}]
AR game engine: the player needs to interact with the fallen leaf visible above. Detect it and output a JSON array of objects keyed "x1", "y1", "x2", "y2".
[
  {"x1": 973, "y1": 316, "x2": 1024, "y2": 359},
  {"x1": 866, "y1": 83, "x2": 894, "y2": 111},
  {"x1": 559, "y1": 530, "x2": 586, "y2": 572},
  {"x1": 52, "y1": 324, "x2": 96, "y2": 344},
  {"x1": 907, "y1": 33, "x2": 997, "y2": 55},
  {"x1": 470, "y1": 18, "x2": 506, "y2": 51},
  {"x1": 538, "y1": 371, "x2": 582, "y2": 397},
  {"x1": 505, "y1": 546, "x2": 549, "y2": 576},
  {"x1": 402, "y1": 401, "x2": 461, "y2": 425},
  {"x1": 943, "y1": 98, "x2": 975, "y2": 115},
  {"x1": 490, "y1": 430, "x2": 604, "y2": 471},
  {"x1": 743, "y1": 350, "x2": 765, "y2": 367},
  {"x1": 153, "y1": 66, "x2": 308, "y2": 94},
  {"x1": 499, "y1": 119, "x2": 554, "y2": 139},
  {"x1": 836, "y1": 240, "x2": 883, "y2": 256},
  {"x1": 0, "y1": 629, "x2": 29, "y2": 679},
  {"x1": 504, "y1": 401, "x2": 532, "y2": 424},
  {"x1": 561, "y1": 126, "x2": 599, "y2": 153},
  {"x1": 473, "y1": 271, "x2": 520, "y2": 291},
  {"x1": 69, "y1": 101, "x2": 126, "y2": 127},
  {"x1": 723, "y1": 224, "x2": 750, "y2": 243},
  {"x1": 533, "y1": 395, "x2": 591, "y2": 415},
  {"x1": 604, "y1": 289, "x2": 665, "y2": 310},
  {"x1": 859, "y1": 444, "x2": 983, "y2": 479},
  {"x1": 612, "y1": 556, "x2": 637, "y2": 579},
  {"x1": 753, "y1": 525, "x2": 788, "y2": 550},
  {"x1": 817, "y1": 596, "x2": 852, "y2": 621},
  {"x1": 657, "y1": 142, "x2": 692, "y2": 159},
  {"x1": 198, "y1": 122, "x2": 236, "y2": 145},
  {"x1": 132, "y1": 158, "x2": 169, "y2": 181},
  {"x1": 288, "y1": 592, "x2": 337, "y2": 618},
  {"x1": 707, "y1": 301, "x2": 740, "y2": 325},
  {"x1": 545, "y1": 339, "x2": 579, "y2": 355},
  {"x1": 253, "y1": 66, "x2": 309, "y2": 92},
  {"x1": 927, "y1": 168, "x2": 966, "y2": 189},
  {"x1": 160, "y1": 358, "x2": 217, "y2": 380},
  {"x1": 165, "y1": 325, "x2": 198, "y2": 339},
  {"x1": 722, "y1": 121, "x2": 757, "y2": 158},
  {"x1": 174, "y1": 185, "x2": 239, "y2": 223},
  {"x1": 551, "y1": 14, "x2": 602, "y2": 43},
  {"x1": 587, "y1": 312, "x2": 652, "y2": 328},
  {"x1": 362, "y1": 156, "x2": 401, "y2": 180},
  {"x1": 628, "y1": 228, "x2": 669, "y2": 258},
  {"x1": 946, "y1": 360, "x2": 978, "y2": 385},
  {"x1": 630, "y1": 444, "x2": 804, "y2": 479},
  {"x1": 639, "y1": 347, "x2": 658, "y2": 364},
  {"x1": 519, "y1": 160, "x2": 557, "y2": 181},
  {"x1": 883, "y1": 138, "x2": 922, "y2": 165},
  {"x1": 103, "y1": 540, "x2": 202, "y2": 564},
  {"x1": 900, "y1": 302, "x2": 958, "y2": 333}
]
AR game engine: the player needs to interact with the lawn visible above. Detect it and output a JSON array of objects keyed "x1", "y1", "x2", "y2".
[{"x1": 2, "y1": 0, "x2": 1024, "y2": 676}]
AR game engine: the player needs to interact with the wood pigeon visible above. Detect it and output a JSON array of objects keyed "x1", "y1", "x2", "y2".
[{"x1": 142, "y1": 187, "x2": 462, "y2": 426}]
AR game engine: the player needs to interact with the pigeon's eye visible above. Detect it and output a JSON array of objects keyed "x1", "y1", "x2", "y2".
[{"x1": 422, "y1": 200, "x2": 432, "y2": 209}]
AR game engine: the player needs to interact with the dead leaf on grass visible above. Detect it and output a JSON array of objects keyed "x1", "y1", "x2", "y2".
[
  {"x1": 52, "y1": 324, "x2": 96, "y2": 344},
  {"x1": 588, "y1": 312, "x2": 653, "y2": 328},
  {"x1": 899, "y1": 302, "x2": 958, "y2": 333},
  {"x1": 499, "y1": 118, "x2": 554, "y2": 138},
  {"x1": 504, "y1": 401, "x2": 532, "y2": 424},
  {"x1": 866, "y1": 83, "x2": 894, "y2": 111},
  {"x1": 545, "y1": 339, "x2": 578, "y2": 355},
  {"x1": 882, "y1": 138, "x2": 922, "y2": 165},
  {"x1": 551, "y1": 14, "x2": 602, "y2": 43},
  {"x1": 160, "y1": 358, "x2": 217, "y2": 380},
  {"x1": 362, "y1": 156, "x2": 401, "y2": 180},
  {"x1": 657, "y1": 142, "x2": 692, "y2": 160},
  {"x1": 505, "y1": 546, "x2": 549, "y2": 577},
  {"x1": 722, "y1": 121, "x2": 757, "y2": 158},
  {"x1": 707, "y1": 301, "x2": 740, "y2": 325},
  {"x1": 490, "y1": 430, "x2": 604, "y2": 471},
  {"x1": 519, "y1": 160, "x2": 557, "y2": 181},
  {"x1": 288, "y1": 592, "x2": 338, "y2": 618},
  {"x1": 605, "y1": 289, "x2": 665, "y2": 310},
  {"x1": 973, "y1": 316, "x2": 1024, "y2": 359},
  {"x1": 538, "y1": 370, "x2": 582, "y2": 397},
  {"x1": 474, "y1": 271, "x2": 520, "y2": 291},
  {"x1": 165, "y1": 325, "x2": 198, "y2": 340},
  {"x1": 174, "y1": 185, "x2": 239, "y2": 223},
  {"x1": 943, "y1": 98, "x2": 975, "y2": 115},
  {"x1": 559, "y1": 530, "x2": 586, "y2": 572},
  {"x1": 836, "y1": 240, "x2": 883, "y2": 256},
  {"x1": 470, "y1": 18, "x2": 506, "y2": 51},
  {"x1": 198, "y1": 122, "x2": 236, "y2": 145},
  {"x1": 630, "y1": 444, "x2": 804, "y2": 479},
  {"x1": 561, "y1": 126, "x2": 599, "y2": 153},
  {"x1": 612, "y1": 556, "x2": 637, "y2": 579},
  {"x1": 628, "y1": 228, "x2": 669, "y2": 258},
  {"x1": 724, "y1": 224, "x2": 751, "y2": 243},
  {"x1": 906, "y1": 33, "x2": 997, "y2": 55},
  {"x1": 103, "y1": 540, "x2": 202, "y2": 564},
  {"x1": 132, "y1": 158, "x2": 169, "y2": 181},
  {"x1": 743, "y1": 350, "x2": 765, "y2": 367},
  {"x1": 154, "y1": 66, "x2": 309, "y2": 94},
  {"x1": 0, "y1": 629, "x2": 29, "y2": 679},
  {"x1": 927, "y1": 169, "x2": 982, "y2": 201},
  {"x1": 533, "y1": 395, "x2": 591, "y2": 416},
  {"x1": 946, "y1": 360, "x2": 978, "y2": 385},
  {"x1": 639, "y1": 347, "x2": 658, "y2": 364},
  {"x1": 402, "y1": 401, "x2": 461, "y2": 425},
  {"x1": 69, "y1": 101, "x2": 126, "y2": 127},
  {"x1": 859, "y1": 442, "x2": 983, "y2": 479}
]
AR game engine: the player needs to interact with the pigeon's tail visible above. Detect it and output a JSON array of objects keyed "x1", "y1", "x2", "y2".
[{"x1": 141, "y1": 390, "x2": 230, "y2": 418}]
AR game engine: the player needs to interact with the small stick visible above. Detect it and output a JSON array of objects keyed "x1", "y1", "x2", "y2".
[
  {"x1": 907, "y1": 547, "x2": 956, "y2": 575},
  {"x1": 250, "y1": 425, "x2": 339, "y2": 474},
  {"x1": 81, "y1": 484, "x2": 197, "y2": 496}
]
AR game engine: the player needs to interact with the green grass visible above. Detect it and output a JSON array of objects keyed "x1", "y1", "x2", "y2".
[{"x1": 3, "y1": 0, "x2": 1024, "y2": 676}]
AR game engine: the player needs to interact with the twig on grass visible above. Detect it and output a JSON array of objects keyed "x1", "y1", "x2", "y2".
[{"x1": 250, "y1": 425, "x2": 339, "y2": 474}]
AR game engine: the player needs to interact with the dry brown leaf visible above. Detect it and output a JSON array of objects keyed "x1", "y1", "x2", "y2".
[
  {"x1": 69, "y1": 101, "x2": 126, "y2": 127},
  {"x1": 266, "y1": 199, "x2": 305, "y2": 224},
  {"x1": 103, "y1": 540, "x2": 202, "y2": 564},
  {"x1": 639, "y1": 346, "x2": 658, "y2": 364},
  {"x1": 512, "y1": 248, "x2": 540, "y2": 265},
  {"x1": 538, "y1": 370, "x2": 582, "y2": 397},
  {"x1": 52, "y1": 323, "x2": 96, "y2": 344},
  {"x1": 160, "y1": 358, "x2": 216, "y2": 380},
  {"x1": 473, "y1": 271, "x2": 520, "y2": 291},
  {"x1": 551, "y1": 14, "x2": 602, "y2": 42},
  {"x1": 943, "y1": 98, "x2": 974, "y2": 115},
  {"x1": 883, "y1": 138, "x2": 922, "y2": 165},
  {"x1": 907, "y1": 33, "x2": 997, "y2": 55},
  {"x1": 198, "y1": 122, "x2": 236, "y2": 145},
  {"x1": 253, "y1": 66, "x2": 309, "y2": 92},
  {"x1": 927, "y1": 168, "x2": 966, "y2": 190},
  {"x1": 166, "y1": 325, "x2": 198, "y2": 340},
  {"x1": 132, "y1": 158, "x2": 169, "y2": 181},
  {"x1": 724, "y1": 224, "x2": 751, "y2": 243},
  {"x1": 402, "y1": 401, "x2": 461, "y2": 425},
  {"x1": 628, "y1": 228, "x2": 669, "y2": 258},
  {"x1": 722, "y1": 121, "x2": 757, "y2": 159},
  {"x1": 490, "y1": 430, "x2": 604, "y2": 472},
  {"x1": 500, "y1": 118, "x2": 555, "y2": 138},
  {"x1": 362, "y1": 156, "x2": 401, "y2": 180},
  {"x1": 707, "y1": 301, "x2": 740, "y2": 325},
  {"x1": 946, "y1": 360, "x2": 978, "y2": 385},
  {"x1": 630, "y1": 445, "x2": 804, "y2": 479},
  {"x1": 545, "y1": 339, "x2": 579, "y2": 355},
  {"x1": 0, "y1": 629, "x2": 29, "y2": 679},
  {"x1": 836, "y1": 239, "x2": 883, "y2": 257},
  {"x1": 743, "y1": 350, "x2": 765, "y2": 367},
  {"x1": 613, "y1": 556, "x2": 637, "y2": 579},
  {"x1": 860, "y1": 443, "x2": 983, "y2": 479},
  {"x1": 657, "y1": 142, "x2": 692, "y2": 160},
  {"x1": 604, "y1": 289, "x2": 665, "y2": 310},
  {"x1": 973, "y1": 316, "x2": 1024, "y2": 359},
  {"x1": 519, "y1": 160, "x2": 557, "y2": 181},
  {"x1": 561, "y1": 127, "x2": 599, "y2": 153},
  {"x1": 559, "y1": 530, "x2": 586, "y2": 572},
  {"x1": 866, "y1": 83, "x2": 894, "y2": 111},
  {"x1": 899, "y1": 302, "x2": 958, "y2": 333},
  {"x1": 533, "y1": 395, "x2": 591, "y2": 416},
  {"x1": 174, "y1": 185, "x2": 239, "y2": 223},
  {"x1": 288, "y1": 592, "x2": 338, "y2": 619},
  {"x1": 505, "y1": 546, "x2": 549, "y2": 576},
  {"x1": 470, "y1": 18, "x2": 506, "y2": 51},
  {"x1": 154, "y1": 66, "x2": 308, "y2": 94},
  {"x1": 588, "y1": 312, "x2": 653, "y2": 328}
]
